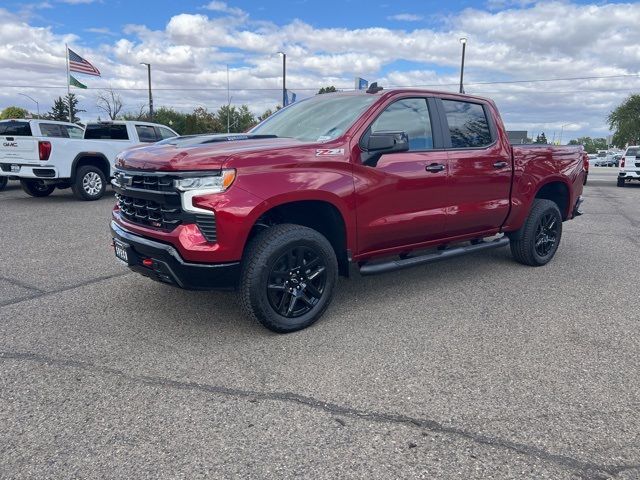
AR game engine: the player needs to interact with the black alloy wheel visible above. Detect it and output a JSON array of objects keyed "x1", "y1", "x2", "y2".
[
  {"x1": 240, "y1": 223, "x2": 338, "y2": 333},
  {"x1": 534, "y1": 213, "x2": 559, "y2": 258},
  {"x1": 266, "y1": 245, "x2": 327, "y2": 318}
]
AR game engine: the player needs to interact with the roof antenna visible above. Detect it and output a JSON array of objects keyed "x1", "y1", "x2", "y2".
[{"x1": 366, "y1": 82, "x2": 383, "y2": 94}]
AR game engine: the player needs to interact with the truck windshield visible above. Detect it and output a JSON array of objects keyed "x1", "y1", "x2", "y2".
[{"x1": 251, "y1": 95, "x2": 377, "y2": 142}]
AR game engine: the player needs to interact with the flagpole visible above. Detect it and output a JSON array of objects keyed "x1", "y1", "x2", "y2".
[{"x1": 65, "y1": 43, "x2": 71, "y2": 122}]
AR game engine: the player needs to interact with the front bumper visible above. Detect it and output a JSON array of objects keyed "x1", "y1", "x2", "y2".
[
  {"x1": 0, "y1": 163, "x2": 60, "y2": 179},
  {"x1": 110, "y1": 221, "x2": 240, "y2": 290}
]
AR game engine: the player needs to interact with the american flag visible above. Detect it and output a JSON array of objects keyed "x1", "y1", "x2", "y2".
[{"x1": 68, "y1": 48, "x2": 100, "y2": 76}]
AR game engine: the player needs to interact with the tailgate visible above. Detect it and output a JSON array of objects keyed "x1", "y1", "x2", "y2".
[{"x1": 0, "y1": 136, "x2": 40, "y2": 163}]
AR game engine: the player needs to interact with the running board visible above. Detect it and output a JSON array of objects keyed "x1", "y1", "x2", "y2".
[{"x1": 358, "y1": 237, "x2": 510, "y2": 276}]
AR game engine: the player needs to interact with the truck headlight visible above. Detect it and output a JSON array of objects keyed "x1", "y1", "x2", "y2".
[
  {"x1": 174, "y1": 169, "x2": 236, "y2": 193},
  {"x1": 174, "y1": 169, "x2": 236, "y2": 215}
]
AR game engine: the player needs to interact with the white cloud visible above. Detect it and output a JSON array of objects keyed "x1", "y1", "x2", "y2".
[
  {"x1": 84, "y1": 27, "x2": 115, "y2": 35},
  {"x1": 58, "y1": 0, "x2": 98, "y2": 4},
  {"x1": 387, "y1": 14, "x2": 424, "y2": 22},
  {"x1": 0, "y1": 2, "x2": 638, "y2": 140},
  {"x1": 202, "y1": 1, "x2": 246, "y2": 17}
]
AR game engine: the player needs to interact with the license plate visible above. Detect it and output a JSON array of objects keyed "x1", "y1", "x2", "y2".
[
  {"x1": 113, "y1": 240, "x2": 129, "y2": 264},
  {"x1": 10, "y1": 164, "x2": 20, "y2": 173}
]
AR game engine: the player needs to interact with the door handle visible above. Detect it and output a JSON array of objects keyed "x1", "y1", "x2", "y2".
[
  {"x1": 425, "y1": 163, "x2": 445, "y2": 172},
  {"x1": 493, "y1": 161, "x2": 508, "y2": 169}
]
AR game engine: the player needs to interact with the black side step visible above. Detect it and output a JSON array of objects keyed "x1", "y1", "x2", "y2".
[{"x1": 359, "y1": 237, "x2": 510, "y2": 276}]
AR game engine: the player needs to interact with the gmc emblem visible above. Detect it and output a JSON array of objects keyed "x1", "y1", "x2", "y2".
[{"x1": 3, "y1": 142, "x2": 17, "y2": 147}]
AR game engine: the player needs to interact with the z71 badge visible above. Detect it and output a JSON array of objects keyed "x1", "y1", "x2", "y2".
[{"x1": 315, "y1": 148, "x2": 344, "y2": 156}]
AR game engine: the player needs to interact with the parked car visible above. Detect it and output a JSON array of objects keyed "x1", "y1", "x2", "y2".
[
  {"x1": 0, "y1": 120, "x2": 178, "y2": 200},
  {"x1": 617, "y1": 146, "x2": 640, "y2": 187},
  {"x1": 0, "y1": 119, "x2": 84, "y2": 192},
  {"x1": 110, "y1": 87, "x2": 585, "y2": 333}
]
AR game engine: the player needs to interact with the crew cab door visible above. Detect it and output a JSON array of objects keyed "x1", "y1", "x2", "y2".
[
  {"x1": 438, "y1": 99, "x2": 512, "y2": 236},
  {"x1": 354, "y1": 97, "x2": 449, "y2": 253}
]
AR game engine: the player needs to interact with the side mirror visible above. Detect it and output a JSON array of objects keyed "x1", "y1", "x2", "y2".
[
  {"x1": 367, "y1": 131, "x2": 409, "y2": 153},
  {"x1": 362, "y1": 131, "x2": 409, "y2": 166}
]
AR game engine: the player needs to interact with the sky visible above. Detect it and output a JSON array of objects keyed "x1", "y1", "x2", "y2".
[{"x1": 1, "y1": 0, "x2": 639, "y2": 141}]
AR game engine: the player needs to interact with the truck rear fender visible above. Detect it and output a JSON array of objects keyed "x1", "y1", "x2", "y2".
[
  {"x1": 505, "y1": 177, "x2": 571, "y2": 238},
  {"x1": 246, "y1": 197, "x2": 352, "y2": 277}
]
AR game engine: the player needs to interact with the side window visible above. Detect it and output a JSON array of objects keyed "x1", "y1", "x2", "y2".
[
  {"x1": 66, "y1": 125, "x2": 84, "y2": 139},
  {"x1": 40, "y1": 123, "x2": 68, "y2": 138},
  {"x1": 158, "y1": 127, "x2": 176, "y2": 140},
  {"x1": 442, "y1": 100, "x2": 492, "y2": 148},
  {"x1": 371, "y1": 98, "x2": 433, "y2": 151},
  {"x1": 85, "y1": 124, "x2": 129, "y2": 140},
  {"x1": 136, "y1": 125, "x2": 158, "y2": 143}
]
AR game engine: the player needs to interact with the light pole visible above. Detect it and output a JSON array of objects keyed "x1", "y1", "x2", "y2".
[
  {"x1": 459, "y1": 37, "x2": 467, "y2": 94},
  {"x1": 559, "y1": 123, "x2": 570, "y2": 145},
  {"x1": 140, "y1": 63, "x2": 153, "y2": 119},
  {"x1": 18, "y1": 93, "x2": 39, "y2": 119},
  {"x1": 227, "y1": 64, "x2": 231, "y2": 133},
  {"x1": 277, "y1": 51, "x2": 286, "y2": 107}
]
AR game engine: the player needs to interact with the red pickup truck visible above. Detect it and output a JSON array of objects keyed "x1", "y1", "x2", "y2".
[{"x1": 110, "y1": 87, "x2": 585, "y2": 333}]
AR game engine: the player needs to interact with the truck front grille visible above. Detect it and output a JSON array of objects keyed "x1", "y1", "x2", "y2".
[
  {"x1": 113, "y1": 170, "x2": 217, "y2": 243},
  {"x1": 116, "y1": 194, "x2": 181, "y2": 231}
]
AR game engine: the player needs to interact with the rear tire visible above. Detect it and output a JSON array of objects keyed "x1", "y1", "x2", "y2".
[
  {"x1": 20, "y1": 179, "x2": 55, "y2": 197},
  {"x1": 617, "y1": 177, "x2": 625, "y2": 187},
  {"x1": 509, "y1": 199, "x2": 562, "y2": 267},
  {"x1": 240, "y1": 224, "x2": 338, "y2": 333},
  {"x1": 0, "y1": 176, "x2": 7, "y2": 191},
  {"x1": 72, "y1": 165, "x2": 106, "y2": 201}
]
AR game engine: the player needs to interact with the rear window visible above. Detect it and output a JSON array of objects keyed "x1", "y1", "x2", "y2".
[
  {"x1": 84, "y1": 124, "x2": 129, "y2": 140},
  {"x1": 442, "y1": 100, "x2": 493, "y2": 149},
  {"x1": 625, "y1": 147, "x2": 639, "y2": 157},
  {"x1": 0, "y1": 121, "x2": 32, "y2": 136},
  {"x1": 135, "y1": 125, "x2": 158, "y2": 143}
]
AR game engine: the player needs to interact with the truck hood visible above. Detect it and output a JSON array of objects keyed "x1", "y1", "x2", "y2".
[{"x1": 116, "y1": 134, "x2": 306, "y2": 171}]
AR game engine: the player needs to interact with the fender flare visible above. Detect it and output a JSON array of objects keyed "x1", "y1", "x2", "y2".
[{"x1": 71, "y1": 153, "x2": 112, "y2": 179}]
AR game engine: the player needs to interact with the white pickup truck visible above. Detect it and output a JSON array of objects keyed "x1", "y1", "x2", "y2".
[
  {"x1": 618, "y1": 146, "x2": 640, "y2": 187},
  {"x1": 0, "y1": 119, "x2": 177, "y2": 200}
]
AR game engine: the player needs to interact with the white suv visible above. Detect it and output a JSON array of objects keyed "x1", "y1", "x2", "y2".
[{"x1": 617, "y1": 146, "x2": 640, "y2": 187}]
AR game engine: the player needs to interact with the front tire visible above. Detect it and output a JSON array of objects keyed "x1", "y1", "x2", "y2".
[
  {"x1": 240, "y1": 224, "x2": 339, "y2": 333},
  {"x1": 72, "y1": 165, "x2": 106, "y2": 201},
  {"x1": 0, "y1": 176, "x2": 7, "y2": 191},
  {"x1": 20, "y1": 179, "x2": 55, "y2": 197},
  {"x1": 509, "y1": 199, "x2": 562, "y2": 266}
]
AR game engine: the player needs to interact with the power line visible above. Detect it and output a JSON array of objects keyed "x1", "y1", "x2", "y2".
[{"x1": 0, "y1": 73, "x2": 638, "y2": 92}]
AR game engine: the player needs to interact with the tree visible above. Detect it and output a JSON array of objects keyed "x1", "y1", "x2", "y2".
[
  {"x1": 534, "y1": 132, "x2": 548, "y2": 144},
  {"x1": 258, "y1": 109, "x2": 274, "y2": 122},
  {"x1": 0, "y1": 106, "x2": 28, "y2": 119},
  {"x1": 96, "y1": 88, "x2": 123, "y2": 120},
  {"x1": 47, "y1": 94, "x2": 84, "y2": 123},
  {"x1": 214, "y1": 105, "x2": 257, "y2": 133},
  {"x1": 318, "y1": 86, "x2": 337, "y2": 94},
  {"x1": 567, "y1": 136, "x2": 607, "y2": 154},
  {"x1": 608, "y1": 94, "x2": 640, "y2": 147}
]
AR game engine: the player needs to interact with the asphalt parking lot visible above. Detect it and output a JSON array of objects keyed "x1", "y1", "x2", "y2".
[{"x1": 1, "y1": 167, "x2": 639, "y2": 479}]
